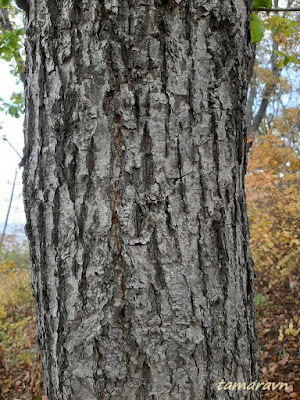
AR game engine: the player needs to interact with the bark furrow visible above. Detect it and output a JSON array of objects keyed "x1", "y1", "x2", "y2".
[{"x1": 23, "y1": 1, "x2": 260, "y2": 399}]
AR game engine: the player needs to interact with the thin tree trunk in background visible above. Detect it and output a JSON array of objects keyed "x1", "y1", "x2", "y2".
[
  {"x1": 246, "y1": 0, "x2": 293, "y2": 150},
  {"x1": 1, "y1": 169, "x2": 18, "y2": 247},
  {"x1": 22, "y1": 1, "x2": 260, "y2": 399}
]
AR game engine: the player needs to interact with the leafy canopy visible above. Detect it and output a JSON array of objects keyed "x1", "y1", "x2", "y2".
[
  {"x1": 251, "y1": 12, "x2": 265, "y2": 43},
  {"x1": 251, "y1": 0, "x2": 272, "y2": 43},
  {"x1": 253, "y1": 0, "x2": 272, "y2": 8}
]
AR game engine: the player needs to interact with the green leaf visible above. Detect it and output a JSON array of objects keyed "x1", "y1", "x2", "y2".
[
  {"x1": 289, "y1": 56, "x2": 298, "y2": 65},
  {"x1": 283, "y1": 56, "x2": 290, "y2": 66},
  {"x1": 0, "y1": 91, "x2": 24, "y2": 118},
  {"x1": 0, "y1": 29, "x2": 24, "y2": 77},
  {"x1": 253, "y1": 0, "x2": 272, "y2": 8},
  {"x1": 275, "y1": 49, "x2": 299, "y2": 69},
  {"x1": 0, "y1": 0, "x2": 11, "y2": 8},
  {"x1": 277, "y1": 59, "x2": 284, "y2": 69},
  {"x1": 250, "y1": 12, "x2": 264, "y2": 43}
]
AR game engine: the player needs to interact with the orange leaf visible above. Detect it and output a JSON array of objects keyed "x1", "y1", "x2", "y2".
[
  {"x1": 266, "y1": 342, "x2": 274, "y2": 350},
  {"x1": 262, "y1": 328, "x2": 271, "y2": 336},
  {"x1": 269, "y1": 363, "x2": 278, "y2": 375},
  {"x1": 286, "y1": 385, "x2": 294, "y2": 393},
  {"x1": 278, "y1": 355, "x2": 289, "y2": 366}
]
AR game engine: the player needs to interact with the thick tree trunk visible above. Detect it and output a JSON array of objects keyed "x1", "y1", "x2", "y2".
[{"x1": 23, "y1": 1, "x2": 260, "y2": 399}]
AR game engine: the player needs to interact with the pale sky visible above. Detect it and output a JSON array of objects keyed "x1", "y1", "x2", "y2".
[{"x1": 0, "y1": 59, "x2": 25, "y2": 224}]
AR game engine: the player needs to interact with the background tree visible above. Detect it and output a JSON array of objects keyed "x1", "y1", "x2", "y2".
[
  {"x1": 246, "y1": 0, "x2": 300, "y2": 289},
  {"x1": 245, "y1": 6, "x2": 300, "y2": 398},
  {"x1": 246, "y1": 130, "x2": 300, "y2": 287},
  {"x1": 247, "y1": 0, "x2": 300, "y2": 148}
]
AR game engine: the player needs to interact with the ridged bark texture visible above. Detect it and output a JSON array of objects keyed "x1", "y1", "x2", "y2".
[{"x1": 23, "y1": 1, "x2": 260, "y2": 399}]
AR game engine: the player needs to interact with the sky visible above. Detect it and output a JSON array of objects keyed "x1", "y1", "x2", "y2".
[{"x1": 0, "y1": 59, "x2": 25, "y2": 224}]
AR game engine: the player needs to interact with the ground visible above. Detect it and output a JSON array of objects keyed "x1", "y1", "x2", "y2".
[{"x1": 0, "y1": 250, "x2": 299, "y2": 400}]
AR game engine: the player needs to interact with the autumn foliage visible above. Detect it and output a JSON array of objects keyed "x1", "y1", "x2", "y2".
[
  {"x1": 246, "y1": 124, "x2": 300, "y2": 288},
  {"x1": 246, "y1": 110, "x2": 300, "y2": 400},
  {"x1": 0, "y1": 253, "x2": 43, "y2": 400}
]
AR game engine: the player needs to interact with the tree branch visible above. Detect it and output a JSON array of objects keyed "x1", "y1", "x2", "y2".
[
  {"x1": 246, "y1": 70, "x2": 257, "y2": 130},
  {"x1": 254, "y1": 7, "x2": 300, "y2": 12},
  {"x1": 247, "y1": 41, "x2": 280, "y2": 151},
  {"x1": 1, "y1": 135, "x2": 22, "y2": 159},
  {"x1": 247, "y1": 0, "x2": 284, "y2": 152},
  {"x1": 0, "y1": 6, "x2": 12, "y2": 33}
]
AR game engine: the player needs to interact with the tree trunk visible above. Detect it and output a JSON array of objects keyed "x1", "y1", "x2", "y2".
[{"x1": 23, "y1": 1, "x2": 260, "y2": 399}]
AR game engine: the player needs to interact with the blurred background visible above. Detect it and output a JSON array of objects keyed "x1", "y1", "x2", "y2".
[{"x1": 0, "y1": 1, "x2": 299, "y2": 399}]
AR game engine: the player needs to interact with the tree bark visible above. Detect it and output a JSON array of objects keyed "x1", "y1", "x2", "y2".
[{"x1": 23, "y1": 1, "x2": 260, "y2": 399}]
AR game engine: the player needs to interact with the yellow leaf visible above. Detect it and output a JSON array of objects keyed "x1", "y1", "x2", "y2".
[{"x1": 278, "y1": 327, "x2": 284, "y2": 342}]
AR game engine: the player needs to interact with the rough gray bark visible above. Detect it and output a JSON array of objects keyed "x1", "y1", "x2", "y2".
[{"x1": 23, "y1": 1, "x2": 260, "y2": 399}]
